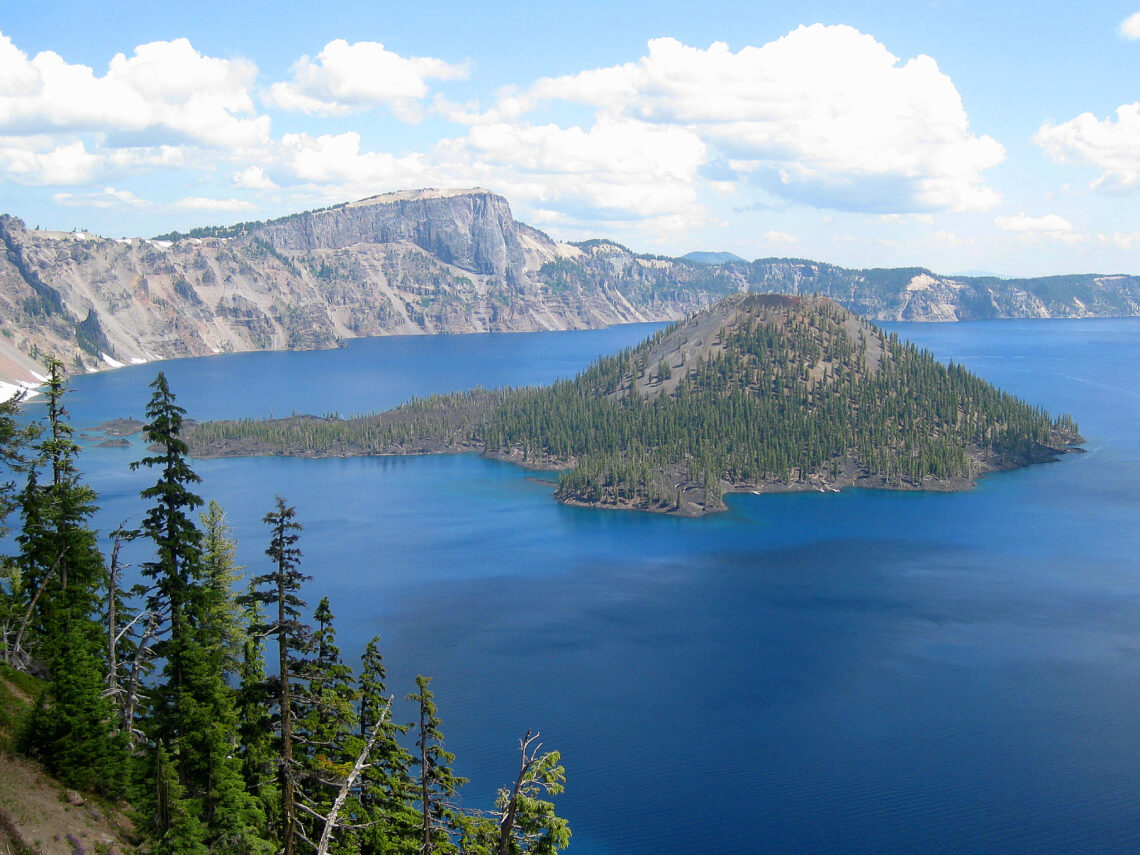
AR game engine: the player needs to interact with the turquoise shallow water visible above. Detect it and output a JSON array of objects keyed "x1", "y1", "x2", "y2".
[{"x1": 27, "y1": 318, "x2": 1140, "y2": 854}]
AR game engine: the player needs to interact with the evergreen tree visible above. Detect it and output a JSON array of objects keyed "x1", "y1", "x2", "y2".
[
  {"x1": 132, "y1": 372, "x2": 260, "y2": 849},
  {"x1": 16, "y1": 360, "x2": 126, "y2": 794},
  {"x1": 408, "y1": 675, "x2": 466, "y2": 855},
  {"x1": 245, "y1": 496, "x2": 311, "y2": 855},
  {"x1": 354, "y1": 636, "x2": 419, "y2": 855},
  {"x1": 293, "y1": 596, "x2": 360, "y2": 852},
  {"x1": 130, "y1": 371, "x2": 205, "y2": 748},
  {"x1": 237, "y1": 591, "x2": 281, "y2": 834},
  {"x1": 200, "y1": 500, "x2": 247, "y2": 678}
]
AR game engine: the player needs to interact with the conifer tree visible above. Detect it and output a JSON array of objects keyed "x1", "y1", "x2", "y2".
[
  {"x1": 408, "y1": 675, "x2": 466, "y2": 855},
  {"x1": 131, "y1": 371, "x2": 204, "y2": 746},
  {"x1": 237, "y1": 592, "x2": 281, "y2": 832},
  {"x1": 245, "y1": 496, "x2": 311, "y2": 855},
  {"x1": 354, "y1": 636, "x2": 419, "y2": 854},
  {"x1": 293, "y1": 596, "x2": 360, "y2": 851},
  {"x1": 133, "y1": 372, "x2": 259, "y2": 849},
  {"x1": 16, "y1": 360, "x2": 125, "y2": 794}
]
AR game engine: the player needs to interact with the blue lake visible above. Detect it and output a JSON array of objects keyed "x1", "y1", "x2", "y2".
[{"x1": 29, "y1": 318, "x2": 1140, "y2": 854}]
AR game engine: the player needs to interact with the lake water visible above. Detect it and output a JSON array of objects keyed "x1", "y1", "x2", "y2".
[{"x1": 27, "y1": 318, "x2": 1140, "y2": 854}]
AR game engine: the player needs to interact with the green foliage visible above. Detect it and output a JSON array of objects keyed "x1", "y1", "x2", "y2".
[
  {"x1": 0, "y1": 662, "x2": 41, "y2": 751},
  {"x1": 132, "y1": 372, "x2": 263, "y2": 847},
  {"x1": 186, "y1": 295, "x2": 1079, "y2": 517},
  {"x1": 16, "y1": 361, "x2": 127, "y2": 795},
  {"x1": 0, "y1": 390, "x2": 37, "y2": 539},
  {"x1": 409, "y1": 675, "x2": 467, "y2": 854},
  {"x1": 0, "y1": 371, "x2": 570, "y2": 855}
]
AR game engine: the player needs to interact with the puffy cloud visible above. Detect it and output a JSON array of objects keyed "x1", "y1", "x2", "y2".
[
  {"x1": 278, "y1": 131, "x2": 432, "y2": 188},
  {"x1": 1098, "y1": 231, "x2": 1140, "y2": 249},
  {"x1": 267, "y1": 39, "x2": 468, "y2": 120},
  {"x1": 0, "y1": 32, "x2": 268, "y2": 149},
  {"x1": 0, "y1": 140, "x2": 102, "y2": 184},
  {"x1": 449, "y1": 119, "x2": 706, "y2": 219},
  {"x1": 232, "y1": 165, "x2": 276, "y2": 189},
  {"x1": 1035, "y1": 103, "x2": 1140, "y2": 192},
  {"x1": 762, "y1": 230, "x2": 798, "y2": 245},
  {"x1": 994, "y1": 212, "x2": 1084, "y2": 244},
  {"x1": 462, "y1": 27, "x2": 1003, "y2": 214},
  {"x1": 1121, "y1": 12, "x2": 1140, "y2": 39}
]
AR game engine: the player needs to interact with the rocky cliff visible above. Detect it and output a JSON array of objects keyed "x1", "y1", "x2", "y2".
[{"x1": 2, "y1": 187, "x2": 1139, "y2": 391}]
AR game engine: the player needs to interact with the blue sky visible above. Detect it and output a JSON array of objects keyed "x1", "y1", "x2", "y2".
[{"x1": 4, "y1": 0, "x2": 1140, "y2": 276}]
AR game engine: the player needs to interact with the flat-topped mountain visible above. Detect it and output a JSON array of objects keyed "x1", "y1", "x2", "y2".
[
  {"x1": 186, "y1": 293, "x2": 1082, "y2": 516},
  {"x1": 2, "y1": 187, "x2": 1139, "y2": 391}
]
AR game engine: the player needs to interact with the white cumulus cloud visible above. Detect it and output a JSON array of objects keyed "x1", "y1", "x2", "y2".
[
  {"x1": 1098, "y1": 231, "x2": 1140, "y2": 249},
  {"x1": 232, "y1": 165, "x2": 276, "y2": 189},
  {"x1": 267, "y1": 39, "x2": 468, "y2": 121},
  {"x1": 0, "y1": 32, "x2": 267, "y2": 149},
  {"x1": 1036, "y1": 103, "x2": 1140, "y2": 192},
  {"x1": 460, "y1": 26, "x2": 1003, "y2": 215},
  {"x1": 762, "y1": 230, "x2": 798, "y2": 245},
  {"x1": 0, "y1": 140, "x2": 102, "y2": 184},
  {"x1": 994, "y1": 212, "x2": 1084, "y2": 244},
  {"x1": 1121, "y1": 12, "x2": 1140, "y2": 39}
]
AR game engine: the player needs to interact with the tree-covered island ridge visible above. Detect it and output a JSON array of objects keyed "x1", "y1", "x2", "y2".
[{"x1": 186, "y1": 294, "x2": 1084, "y2": 517}]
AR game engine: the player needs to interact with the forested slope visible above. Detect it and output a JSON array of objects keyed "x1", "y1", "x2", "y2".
[{"x1": 187, "y1": 294, "x2": 1082, "y2": 516}]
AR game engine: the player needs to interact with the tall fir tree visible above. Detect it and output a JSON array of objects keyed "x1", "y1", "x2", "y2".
[
  {"x1": 237, "y1": 590, "x2": 281, "y2": 834},
  {"x1": 353, "y1": 636, "x2": 419, "y2": 855},
  {"x1": 245, "y1": 496, "x2": 311, "y2": 855},
  {"x1": 16, "y1": 360, "x2": 126, "y2": 794},
  {"x1": 408, "y1": 675, "x2": 466, "y2": 855},
  {"x1": 132, "y1": 372, "x2": 260, "y2": 850}
]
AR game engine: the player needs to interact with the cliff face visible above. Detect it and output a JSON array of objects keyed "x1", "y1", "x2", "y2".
[
  {"x1": 2, "y1": 187, "x2": 1139, "y2": 389},
  {"x1": 254, "y1": 189, "x2": 530, "y2": 284}
]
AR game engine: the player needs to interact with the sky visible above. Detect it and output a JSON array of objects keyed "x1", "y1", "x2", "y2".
[{"x1": 3, "y1": 1, "x2": 1140, "y2": 277}]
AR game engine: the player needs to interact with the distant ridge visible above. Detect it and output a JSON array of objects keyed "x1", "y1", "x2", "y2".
[
  {"x1": 682, "y1": 251, "x2": 747, "y2": 265},
  {"x1": 2, "y1": 187, "x2": 1140, "y2": 389}
]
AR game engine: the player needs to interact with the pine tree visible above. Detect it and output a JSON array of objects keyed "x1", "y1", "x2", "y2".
[
  {"x1": 408, "y1": 675, "x2": 466, "y2": 855},
  {"x1": 131, "y1": 371, "x2": 205, "y2": 750},
  {"x1": 237, "y1": 591, "x2": 281, "y2": 834},
  {"x1": 294, "y1": 597, "x2": 360, "y2": 852},
  {"x1": 245, "y1": 496, "x2": 312, "y2": 855},
  {"x1": 354, "y1": 636, "x2": 419, "y2": 855},
  {"x1": 16, "y1": 360, "x2": 126, "y2": 794},
  {"x1": 132, "y1": 372, "x2": 260, "y2": 849}
]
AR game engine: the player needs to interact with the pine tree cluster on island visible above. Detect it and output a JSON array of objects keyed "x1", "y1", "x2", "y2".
[
  {"x1": 186, "y1": 295, "x2": 1082, "y2": 516},
  {"x1": 0, "y1": 366, "x2": 570, "y2": 855}
]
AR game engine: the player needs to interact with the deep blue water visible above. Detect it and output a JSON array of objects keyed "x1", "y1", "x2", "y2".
[{"x1": 27, "y1": 319, "x2": 1140, "y2": 854}]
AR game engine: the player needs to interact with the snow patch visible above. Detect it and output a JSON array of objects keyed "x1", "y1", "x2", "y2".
[
  {"x1": 129, "y1": 357, "x2": 148, "y2": 365},
  {"x1": 0, "y1": 379, "x2": 39, "y2": 401},
  {"x1": 101, "y1": 352, "x2": 125, "y2": 368}
]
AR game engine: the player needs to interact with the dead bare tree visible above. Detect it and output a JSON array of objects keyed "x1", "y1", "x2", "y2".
[
  {"x1": 5, "y1": 547, "x2": 67, "y2": 669},
  {"x1": 314, "y1": 698, "x2": 392, "y2": 855}
]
